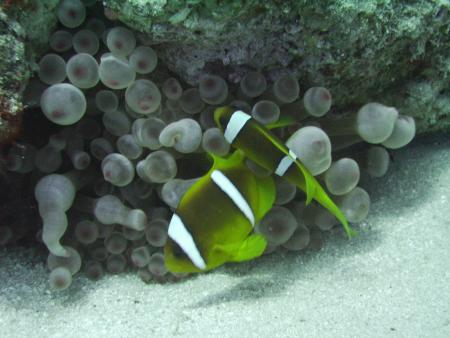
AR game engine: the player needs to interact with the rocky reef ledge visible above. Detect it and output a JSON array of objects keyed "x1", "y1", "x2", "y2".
[{"x1": 1, "y1": 0, "x2": 450, "y2": 142}]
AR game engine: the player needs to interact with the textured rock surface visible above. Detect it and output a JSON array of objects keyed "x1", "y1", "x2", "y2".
[
  {"x1": 0, "y1": 10, "x2": 26, "y2": 144},
  {"x1": 0, "y1": 0, "x2": 449, "y2": 146},
  {"x1": 104, "y1": 0, "x2": 450, "y2": 133},
  {"x1": 0, "y1": 1, "x2": 59, "y2": 144}
]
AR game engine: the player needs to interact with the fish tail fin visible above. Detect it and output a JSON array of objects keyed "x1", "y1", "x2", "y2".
[
  {"x1": 314, "y1": 184, "x2": 357, "y2": 238},
  {"x1": 293, "y1": 160, "x2": 356, "y2": 238},
  {"x1": 293, "y1": 160, "x2": 317, "y2": 205}
]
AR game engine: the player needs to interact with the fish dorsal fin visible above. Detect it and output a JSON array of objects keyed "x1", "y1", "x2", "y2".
[
  {"x1": 266, "y1": 114, "x2": 297, "y2": 130},
  {"x1": 209, "y1": 149, "x2": 246, "y2": 172}
]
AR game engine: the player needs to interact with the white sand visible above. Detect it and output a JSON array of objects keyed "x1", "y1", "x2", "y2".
[{"x1": 1, "y1": 133, "x2": 449, "y2": 338}]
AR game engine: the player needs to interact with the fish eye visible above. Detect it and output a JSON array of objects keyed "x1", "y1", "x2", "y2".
[{"x1": 219, "y1": 116, "x2": 228, "y2": 127}]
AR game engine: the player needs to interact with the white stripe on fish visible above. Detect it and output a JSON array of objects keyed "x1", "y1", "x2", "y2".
[
  {"x1": 275, "y1": 149, "x2": 297, "y2": 176},
  {"x1": 211, "y1": 170, "x2": 255, "y2": 226},
  {"x1": 224, "y1": 110, "x2": 251, "y2": 144},
  {"x1": 167, "y1": 213, "x2": 207, "y2": 269}
]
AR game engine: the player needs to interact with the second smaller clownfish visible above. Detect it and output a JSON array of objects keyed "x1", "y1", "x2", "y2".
[{"x1": 213, "y1": 107, "x2": 355, "y2": 238}]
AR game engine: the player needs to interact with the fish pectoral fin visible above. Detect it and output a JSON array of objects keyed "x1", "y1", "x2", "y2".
[
  {"x1": 213, "y1": 233, "x2": 267, "y2": 263},
  {"x1": 253, "y1": 175, "x2": 276, "y2": 222}
]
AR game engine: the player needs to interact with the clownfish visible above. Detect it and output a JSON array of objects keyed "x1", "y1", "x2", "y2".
[
  {"x1": 164, "y1": 107, "x2": 355, "y2": 273},
  {"x1": 164, "y1": 150, "x2": 275, "y2": 273},
  {"x1": 214, "y1": 107, "x2": 355, "y2": 238}
]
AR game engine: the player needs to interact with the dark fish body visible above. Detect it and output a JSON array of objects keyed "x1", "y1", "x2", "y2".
[
  {"x1": 164, "y1": 151, "x2": 275, "y2": 273},
  {"x1": 214, "y1": 107, "x2": 355, "y2": 237}
]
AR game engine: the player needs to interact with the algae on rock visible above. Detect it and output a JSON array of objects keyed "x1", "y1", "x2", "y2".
[
  {"x1": 0, "y1": 0, "x2": 60, "y2": 143},
  {"x1": 1, "y1": 0, "x2": 450, "y2": 142},
  {"x1": 105, "y1": 0, "x2": 450, "y2": 133}
]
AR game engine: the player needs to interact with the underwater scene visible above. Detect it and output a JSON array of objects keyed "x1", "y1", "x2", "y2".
[{"x1": 0, "y1": 0, "x2": 449, "y2": 337}]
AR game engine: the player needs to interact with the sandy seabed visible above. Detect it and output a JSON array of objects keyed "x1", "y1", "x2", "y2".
[{"x1": 0, "y1": 133, "x2": 449, "y2": 338}]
